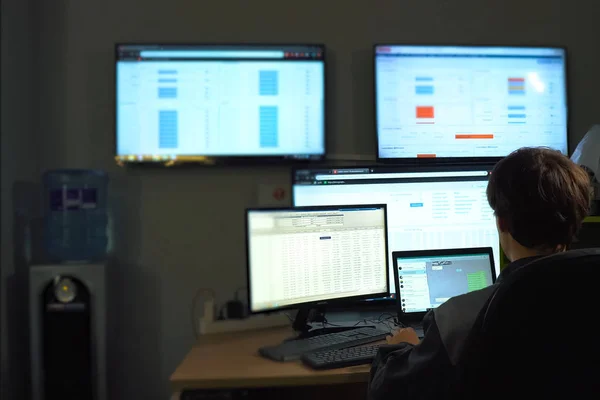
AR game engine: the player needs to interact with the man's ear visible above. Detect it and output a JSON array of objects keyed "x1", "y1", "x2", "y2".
[{"x1": 496, "y1": 216, "x2": 508, "y2": 233}]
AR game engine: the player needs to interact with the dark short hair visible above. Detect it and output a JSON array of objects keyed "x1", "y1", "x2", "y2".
[{"x1": 487, "y1": 147, "x2": 590, "y2": 249}]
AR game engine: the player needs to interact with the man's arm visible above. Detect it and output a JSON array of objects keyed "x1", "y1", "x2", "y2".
[{"x1": 368, "y1": 312, "x2": 455, "y2": 400}]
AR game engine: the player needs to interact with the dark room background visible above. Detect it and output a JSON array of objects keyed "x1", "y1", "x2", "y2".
[{"x1": 2, "y1": 0, "x2": 599, "y2": 398}]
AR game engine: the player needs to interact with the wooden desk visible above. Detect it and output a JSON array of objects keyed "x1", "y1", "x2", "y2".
[{"x1": 170, "y1": 327, "x2": 374, "y2": 399}]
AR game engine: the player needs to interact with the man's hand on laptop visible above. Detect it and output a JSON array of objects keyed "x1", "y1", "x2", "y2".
[{"x1": 386, "y1": 327, "x2": 420, "y2": 346}]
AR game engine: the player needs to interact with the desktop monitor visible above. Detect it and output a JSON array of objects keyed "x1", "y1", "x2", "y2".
[
  {"x1": 246, "y1": 205, "x2": 390, "y2": 315},
  {"x1": 374, "y1": 45, "x2": 568, "y2": 162},
  {"x1": 115, "y1": 43, "x2": 326, "y2": 165},
  {"x1": 292, "y1": 165, "x2": 501, "y2": 302},
  {"x1": 392, "y1": 247, "x2": 496, "y2": 316}
]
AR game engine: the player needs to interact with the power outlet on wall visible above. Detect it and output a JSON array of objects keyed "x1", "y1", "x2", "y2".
[{"x1": 256, "y1": 183, "x2": 290, "y2": 207}]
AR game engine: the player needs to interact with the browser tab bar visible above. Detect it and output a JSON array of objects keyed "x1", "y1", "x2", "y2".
[
  {"x1": 331, "y1": 168, "x2": 370, "y2": 174},
  {"x1": 315, "y1": 171, "x2": 488, "y2": 181},
  {"x1": 139, "y1": 50, "x2": 285, "y2": 59}
]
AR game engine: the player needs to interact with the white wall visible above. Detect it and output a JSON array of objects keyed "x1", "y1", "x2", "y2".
[{"x1": 3, "y1": 0, "x2": 600, "y2": 399}]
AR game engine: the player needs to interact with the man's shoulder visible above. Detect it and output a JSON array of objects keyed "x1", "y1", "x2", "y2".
[
  {"x1": 432, "y1": 285, "x2": 498, "y2": 365},
  {"x1": 436, "y1": 285, "x2": 498, "y2": 317}
]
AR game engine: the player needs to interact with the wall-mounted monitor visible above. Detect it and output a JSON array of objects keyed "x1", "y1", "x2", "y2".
[
  {"x1": 115, "y1": 44, "x2": 326, "y2": 165},
  {"x1": 292, "y1": 164, "x2": 501, "y2": 304},
  {"x1": 375, "y1": 45, "x2": 568, "y2": 163}
]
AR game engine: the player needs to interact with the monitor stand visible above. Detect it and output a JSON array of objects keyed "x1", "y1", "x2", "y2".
[{"x1": 286, "y1": 306, "x2": 369, "y2": 341}]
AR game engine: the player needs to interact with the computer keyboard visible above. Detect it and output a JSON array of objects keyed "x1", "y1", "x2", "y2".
[
  {"x1": 302, "y1": 344, "x2": 381, "y2": 369},
  {"x1": 258, "y1": 327, "x2": 388, "y2": 362}
]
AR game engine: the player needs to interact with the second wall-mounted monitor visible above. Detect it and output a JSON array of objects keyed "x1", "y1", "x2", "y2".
[
  {"x1": 115, "y1": 44, "x2": 326, "y2": 165},
  {"x1": 375, "y1": 45, "x2": 568, "y2": 162}
]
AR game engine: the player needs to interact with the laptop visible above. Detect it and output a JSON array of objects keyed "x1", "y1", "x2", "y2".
[{"x1": 392, "y1": 247, "x2": 497, "y2": 338}]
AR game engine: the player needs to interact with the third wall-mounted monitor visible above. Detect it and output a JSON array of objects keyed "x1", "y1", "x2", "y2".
[
  {"x1": 374, "y1": 45, "x2": 568, "y2": 163},
  {"x1": 292, "y1": 164, "x2": 501, "y2": 304}
]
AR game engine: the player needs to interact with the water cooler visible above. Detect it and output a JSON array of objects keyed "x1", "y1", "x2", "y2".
[
  {"x1": 29, "y1": 170, "x2": 108, "y2": 400},
  {"x1": 29, "y1": 264, "x2": 107, "y2": 400}
]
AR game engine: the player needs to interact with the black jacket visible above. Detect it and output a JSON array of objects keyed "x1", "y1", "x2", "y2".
[{"x1": 368, "y1": 256, "x2": 540, "y2": 400}]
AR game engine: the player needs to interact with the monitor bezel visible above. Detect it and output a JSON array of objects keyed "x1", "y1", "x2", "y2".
[
  {"x1": 290, "y1": 163, "x2": 498, "y2": 307},
  {"x1": 392, "y1": 246, "x2": 497, "y2": 321},
  {"x1": 373, "y1": 43, "x2": 570, "y2": 165},
  {"x1": 113, "y1": 42, "x2": 328, "y2": 167},
  {"x1": 245, "y1": 204, "x2": 391, "y2": 315}
]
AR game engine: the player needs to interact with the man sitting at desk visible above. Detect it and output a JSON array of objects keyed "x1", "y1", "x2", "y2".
[{"x1": 368, "y1": 147, "x2": 591, "y2": 400}]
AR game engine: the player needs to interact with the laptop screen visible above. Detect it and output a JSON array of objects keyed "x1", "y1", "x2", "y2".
[{"x1": 394, "y1": 248, "x2": 496, "y2": 313}]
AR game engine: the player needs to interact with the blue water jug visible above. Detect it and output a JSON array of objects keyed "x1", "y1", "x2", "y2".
[{"x1": 43, "y1": 169, "x2": 109, "y2": 262}]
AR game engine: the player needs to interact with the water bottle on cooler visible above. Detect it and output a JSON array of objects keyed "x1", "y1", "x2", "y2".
[{"x1": 43, "y1": 169, "x2": 109, "y2": 262}]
